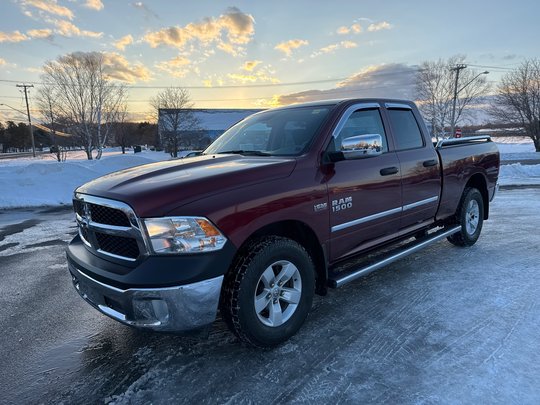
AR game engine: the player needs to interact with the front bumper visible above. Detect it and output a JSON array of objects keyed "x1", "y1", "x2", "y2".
[{"x1": 69, "y1": 262, "x2": 223, "y2": 332}]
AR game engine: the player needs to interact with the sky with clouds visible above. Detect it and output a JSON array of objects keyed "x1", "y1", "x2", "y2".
[{"x1": 0, "y1": 0, "x2": 539, "y2": 121}]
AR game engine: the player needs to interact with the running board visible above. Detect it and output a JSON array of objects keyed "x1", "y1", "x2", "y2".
[{"x1": 328, "y1": 226, "x2": 461, "y2": 288}]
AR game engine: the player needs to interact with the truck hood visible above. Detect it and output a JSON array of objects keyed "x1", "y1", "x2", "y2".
[{"x1": 76, "y1": 154, "x2": 296, "y2": 217}]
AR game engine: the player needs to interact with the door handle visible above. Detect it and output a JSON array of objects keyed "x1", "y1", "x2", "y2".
[
  {"x1": 380, "y1": 166, "x2": 399, "y2": 176},
  {"x1": 423, "y1": 159, "x2": 438, "y2": 167}
]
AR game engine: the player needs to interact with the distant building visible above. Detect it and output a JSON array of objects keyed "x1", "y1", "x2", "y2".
[{"x1": 158, "y1": 108, "x2": 263, "y2": 149}]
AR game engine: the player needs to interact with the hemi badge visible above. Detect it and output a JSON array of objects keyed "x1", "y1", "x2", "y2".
[{"x1": 314, "y1": 202, "x2": 328, "y2": 212}]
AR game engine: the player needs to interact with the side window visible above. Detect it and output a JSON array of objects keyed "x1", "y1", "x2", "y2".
[
  {"x1": 387, "y1": 109, "x2": 424, "y2": 150},
  {"x1": 335, "y1": 109, "x2": 388, "y2": 153}
]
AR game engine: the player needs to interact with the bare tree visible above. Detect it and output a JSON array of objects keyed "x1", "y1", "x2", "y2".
[
  {"x1": 40, "y1": 52, "x2": 127, "y2": 160},
  {"x1": 490, "y1": 59, "x2": 540, "y2": 152},
  {"x1": 416, "y1": 55, "x2": 490, "y2": 139},
  {"x1": 150, "y1": 87, "x2": 200, "y2": 157},
  {"x1": 113, "y1": 104, "x2": 131, "y2": 154}
]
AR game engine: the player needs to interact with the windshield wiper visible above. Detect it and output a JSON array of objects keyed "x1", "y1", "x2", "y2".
[{"x1": 216, "y1": 150, "x2": 271, "y2": 156}]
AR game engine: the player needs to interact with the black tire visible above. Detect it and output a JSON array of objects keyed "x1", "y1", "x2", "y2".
[
  {"x1": 447, "y1": 187, "x2": 484, "y2": 247},
  {"x1": 220, "y1": 236, "x2": 315, "y2": 348}
]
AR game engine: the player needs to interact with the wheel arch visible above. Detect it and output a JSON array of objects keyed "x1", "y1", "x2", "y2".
[
  {"x1": 230, "y1": 220, "x2": 328, "y2": 296},
  {"x1": 465, "y1": 172, "x2": 489, "y2": 219}
]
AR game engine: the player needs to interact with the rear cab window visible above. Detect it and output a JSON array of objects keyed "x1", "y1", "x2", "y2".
[{"x1": 387, "y1": 109, "x2": 424, "y2": 150}]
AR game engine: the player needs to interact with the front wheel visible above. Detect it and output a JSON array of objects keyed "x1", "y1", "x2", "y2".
[
  {"x1": 221, "y1": 237, "x2": 315, "y2": 348},
  {"x1": 447, "y1": 187, "x2": 484, "y2": 247}
]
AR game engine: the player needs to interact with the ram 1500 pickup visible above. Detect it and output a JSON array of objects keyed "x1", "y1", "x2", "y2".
[{"x1": 67, "y1": 98, "x2": 500, "y2": 347}]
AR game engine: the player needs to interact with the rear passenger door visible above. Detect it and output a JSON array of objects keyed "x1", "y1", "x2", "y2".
[
  {"x1": 327, "y1": 104, "x2": 402, "y2": 261},
  {"x1": 384, "y1": 103, "x2": 441, "y2": 230}
]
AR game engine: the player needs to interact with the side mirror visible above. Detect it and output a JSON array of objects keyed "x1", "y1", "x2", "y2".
[{"x1": 341, "y1": 134, "x2": 383, "y2": 159}]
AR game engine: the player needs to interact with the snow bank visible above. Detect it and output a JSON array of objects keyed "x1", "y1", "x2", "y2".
[
  {"x1": 0, "y1": 151, "x2": 171, "y2": 208},
  {"x1": 499, "y1": 163, "x2": 540, "y2": 186},
  {"x1": 493, "y1": 137, "x2": 539, "y2": 160}
]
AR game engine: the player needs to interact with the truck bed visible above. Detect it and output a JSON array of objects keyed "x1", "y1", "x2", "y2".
[{"x1": 435, "y1": 137, "x2": 500, "y2": 220}]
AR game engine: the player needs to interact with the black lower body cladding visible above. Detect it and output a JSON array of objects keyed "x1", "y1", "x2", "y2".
[{"x1": 66, "y1": 234, "x2": 237, "y2": 290}]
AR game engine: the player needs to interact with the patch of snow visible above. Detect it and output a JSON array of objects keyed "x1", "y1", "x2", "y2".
[
  {"x1": 499, "y1": 163, "x2": 540, "y2": 186},
  {"x1": 493, "y1": 136, "x2": 538, "y2": 159},
  {"x1": 47, "y1": 263, "x2": 67, "y2": 270},
  {"x1": 0, "y1": 218, "x2": 75, "y2": 256},
  {"x1": 493, "y1": 136, "x2": 532, "y2": 144},
  {"x1": 0, "y1": 151, "x2": 170, "y2": 208}
]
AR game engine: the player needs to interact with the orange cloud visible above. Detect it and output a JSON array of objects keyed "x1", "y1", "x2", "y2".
[
  {"x1": 274, "y1": 39, "x2": 309, "y2": 56},
  {"x1": 143, "y1": 7, "x2": 254, "y2": 56},
  {"x1": 241, "y1": 60, "x2": 262, "y2": 71},
  {"x1": 102, "y1": 52, "x2": 152, "y2": 83},
  {"x1": 113, "y1": 34, "x2": 134, "y2": 51},
  {"x1": 54, "y1": 20, "x2": 102, "y2": 38},
  {"x1": 337, "y1": 23, "x2": 362, "y2": 35},
  {"x1": 0, "y1": 30, "x2": 29, "y2": 43},
  {"x1": 311, "y1": 41, "x2": 357, "y2": 58},
  {"x1": 83, "y1": 0, "x2": 104, "y2": 11},
  {"x1": 367, "y1": 21, "x2": 392, "y2": 32},
  {"x1": 267, "y1": 63, "x2": 416, "y2": 107},
  {"x1": 27, "y1": 28, "x2": 53, "y2": 38},
  {"x1": 155, "y1": 55, "x2": 191, "y2": 78},
  {"x1": 21, "y1": 0, "x2": 74, "y2": 20}
]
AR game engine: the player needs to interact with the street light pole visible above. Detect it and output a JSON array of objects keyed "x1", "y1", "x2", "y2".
[
  {"x1": 449, "y1": 64, "x2": 467, "y2": 139},
  {"x1": 449, "y1": 66, "x2": 489, "y2": 138},
  {"x1": 16, "y1": 84, "x2": 36, "y2": 157}
]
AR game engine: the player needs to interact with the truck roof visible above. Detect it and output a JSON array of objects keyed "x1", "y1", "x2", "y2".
[{"x1": 270, "y1": 98, "x2": 416, "y2": 111}]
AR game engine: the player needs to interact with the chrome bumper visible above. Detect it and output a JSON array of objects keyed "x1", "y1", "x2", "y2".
[{"x1": 69, "y1": 264, "x2": 223, "y2": 332}]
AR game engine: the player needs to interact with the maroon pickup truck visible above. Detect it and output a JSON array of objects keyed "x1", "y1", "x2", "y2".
[{"x1": 67, "y1": 99, "x2": 500, "y2": 347}]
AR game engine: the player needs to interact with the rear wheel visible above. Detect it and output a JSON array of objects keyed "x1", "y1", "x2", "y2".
[
  {"x1": 447, "y1": 187, "x2": 484, "y2": 247},
  {"x1": 221, "y1": 237, "x2": 315, "y2": 348}
]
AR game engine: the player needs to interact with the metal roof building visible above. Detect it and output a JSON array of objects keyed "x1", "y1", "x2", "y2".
[{"x1": 158, "y1": 108, "x2": 263, "y2": 146}]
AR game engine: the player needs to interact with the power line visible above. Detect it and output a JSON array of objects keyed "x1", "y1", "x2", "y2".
[
  {"x1": 467, "y1": 64, "x2": 514, "y2": 71},
  {"x1": 0, "y1": 68, "x2": 423, "y2": 90}
]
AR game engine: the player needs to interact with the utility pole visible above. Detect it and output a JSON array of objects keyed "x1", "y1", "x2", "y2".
[
  {"x1": 449, "y1": 64, "x2": 467, "y2": 139},
  {"x1": 16, "y1": 83, "x2": 36, "y2": 157}
]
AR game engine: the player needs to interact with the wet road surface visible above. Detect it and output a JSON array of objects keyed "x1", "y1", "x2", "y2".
[{"x1": 0, "y1": 190, "x2": 539, "y2": 404}]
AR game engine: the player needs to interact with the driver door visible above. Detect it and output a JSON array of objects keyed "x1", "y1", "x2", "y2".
[{"x1": 326, "y1": 104, "x2": 402, "y2": 261}]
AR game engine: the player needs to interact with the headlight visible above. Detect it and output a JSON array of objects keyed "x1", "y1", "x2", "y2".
[{"x1": 143, "y1": 217, "x2": 227, "y2": 254}]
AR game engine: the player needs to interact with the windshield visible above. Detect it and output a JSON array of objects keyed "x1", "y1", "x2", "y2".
[{"x1": 204, "y1": 106, "x2": 332, "y2": 156}]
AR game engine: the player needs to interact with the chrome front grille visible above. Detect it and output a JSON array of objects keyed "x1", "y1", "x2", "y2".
[
  {"x1": 88, "y1": 203, "x2": 131, "y2": 227},
  {"x1": 95, "y1": 233, "x2": 140, "y2": 259},
  {"x1": 73, "y1": 194, "x2": 147, "y2": 261}
]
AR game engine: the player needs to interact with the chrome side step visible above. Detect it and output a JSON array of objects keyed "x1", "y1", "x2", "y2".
[{"x1": 328, "y1": 226, "x2": 461, "y2": 288}]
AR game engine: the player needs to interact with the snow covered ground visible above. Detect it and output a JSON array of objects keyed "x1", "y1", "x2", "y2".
[
  {"x1": 0, "y1": 149, "x2": 172, "y2": 208},
  {"x1": 0, "y1": 139, "x2": 538, "y2": 209},
  {"x1": 494, "y1": 136, "x2": 538, "y2": 160},
  {"x1": 499, "y1": 163, "x2": 540, "y2": 186},
  {"x1": 1, "y1": 189, "x2": 539, "y2": 403}
]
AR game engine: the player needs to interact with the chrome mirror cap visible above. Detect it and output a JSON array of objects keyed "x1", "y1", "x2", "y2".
[{"x1": 341, "y1": 134, "x2": 383, "y2": 159}]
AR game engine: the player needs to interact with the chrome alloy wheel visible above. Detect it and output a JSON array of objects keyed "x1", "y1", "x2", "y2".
[
  {"x1": 254, "y1": 260, "x2": 302, "y2": 327},
  {"x1": 465, "y1": 199, "x2": 480, "y2": 235}
]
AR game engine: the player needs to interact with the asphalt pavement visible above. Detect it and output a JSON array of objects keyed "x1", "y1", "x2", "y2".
[{"x1": 0, "y1": 190, "x2": 539, "y2": 404}]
